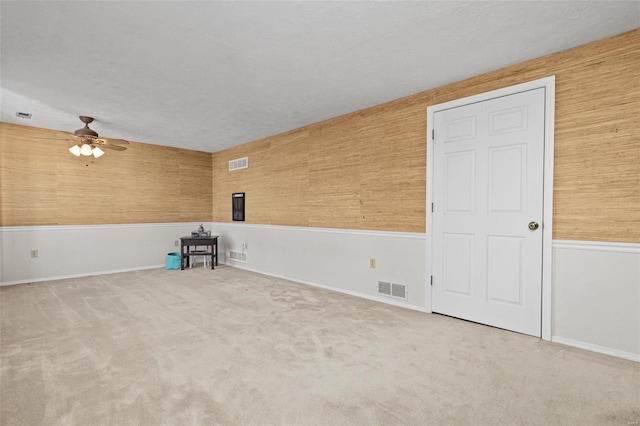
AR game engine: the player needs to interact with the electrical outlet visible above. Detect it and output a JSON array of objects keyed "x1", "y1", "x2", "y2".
[
  {"x1": 31, "y1": 249, "x2": 38, "y2": 258},
  {"x1": 370, "y1": 258, "x2": 376, "y2": 269},
  {"x1": 174, "y1": 240, "x2": 179, "y2": 247}
]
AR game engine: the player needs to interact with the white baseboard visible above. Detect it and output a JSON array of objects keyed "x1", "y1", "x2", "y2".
[
  {"x1": 552, "y1": 336, "x2": 639, "y2": 362},
  {"x1": 226, "y1": 261, "x2": 429, "y2": 314},
  {"x1": 0, "y1": 264, "x2": 165, "y2": 287}
]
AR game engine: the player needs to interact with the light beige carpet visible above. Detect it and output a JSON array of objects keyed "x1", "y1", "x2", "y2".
[{"x1": 1, "y1": 266, "x2": 638, "y2": 425}]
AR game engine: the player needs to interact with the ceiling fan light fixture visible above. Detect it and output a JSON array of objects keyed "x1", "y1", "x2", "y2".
[
  {"x1": 80, "y1": 143, "x2": 93, "y2": 156},
  {"x1": 66, "y1": 116, "x2": 128, "y2": 158},
  {"x1": 69, "y1": 144, "x2": 81, "y2": 156},
  {"x1": 92, "y1": 146, "x2": 105, "y2": 158}
]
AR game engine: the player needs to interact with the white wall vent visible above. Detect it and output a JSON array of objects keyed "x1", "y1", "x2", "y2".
[
  {"x1": 229, "y1": 157, "x2": 248, "y2": 171},
  {"x1": 228, "y1": 250, "x2": 247, "y2": 263},
  {"x1": 378, "y1": 281, "x2": 407, "y2": 300}
]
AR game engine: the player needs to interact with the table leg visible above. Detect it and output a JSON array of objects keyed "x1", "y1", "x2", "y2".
[
  {"x1": 211, "y1": 242, "x2": 215, "y2": 270},
  {"x1": 180, "y1": 241, "x2": 185, "y2": 270}
]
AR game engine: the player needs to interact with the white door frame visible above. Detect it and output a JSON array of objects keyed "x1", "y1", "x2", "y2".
[{"x1": 426, "y1": 76, "x2": 555, "y2": 340}]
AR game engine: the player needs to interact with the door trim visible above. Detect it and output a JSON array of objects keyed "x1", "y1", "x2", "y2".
[{"x1": 426, "y1": 76, "x2": 555, "y2": 340}]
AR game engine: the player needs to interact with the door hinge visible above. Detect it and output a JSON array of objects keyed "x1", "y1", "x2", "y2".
[
  {"x1": 430, "y1": 275, "x2": 433, "y2": 286},
  {"x1": 431, "y1": 202, "x2": 434, "y2": 212},
  {"x1": 431, "y1": 129, "x2": 435, "y2": 140}
]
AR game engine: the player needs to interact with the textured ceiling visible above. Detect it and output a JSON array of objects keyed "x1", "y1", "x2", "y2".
[{"x1": 1, "y1": 1, "x2": 639, "y2": 153}]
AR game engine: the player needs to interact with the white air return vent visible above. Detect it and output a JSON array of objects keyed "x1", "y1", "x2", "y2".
[
  {"x1": 229, "y1": 250, "x2": 247, "y2": 263},
  {"x1": 378, "y1": 281, "x2": 407, "y2": 300},
  {"x1": 229, "y1": 157, "x2": 248, "y2": 171},
  {"x1": 378, "y1": 281, "x2": 391, "y2": 295}
]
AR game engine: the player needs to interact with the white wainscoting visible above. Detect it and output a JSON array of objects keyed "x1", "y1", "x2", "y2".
[
  {"x1": 212, "y1": 222, "x2": 428, "y2": 311},
  {"x1": 0, "y1": 223, "x2": 203, "y2": 285},
  {"x1": 551, "y1": 240, "x2": 640, "y2": 362}
]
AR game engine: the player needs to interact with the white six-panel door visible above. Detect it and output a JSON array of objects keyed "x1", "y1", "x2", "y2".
[{"x1": 431, "y1": 88, "x2": 545, "y2": 337}]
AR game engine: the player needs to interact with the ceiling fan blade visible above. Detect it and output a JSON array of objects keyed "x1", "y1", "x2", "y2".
[
  {"x1": 38, "y1": 131, "x2": 76, "y2": 141},
  {"x1": 101, "y1": 144, "x2": 127, "y2": 151},
  {"x1": 98, "y1": 137, "x2": 129, "y2": 145}
]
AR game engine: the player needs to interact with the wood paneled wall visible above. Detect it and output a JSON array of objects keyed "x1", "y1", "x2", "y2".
[
  {"x1": 3, "y1": 30, "x2": 637, "y2": 241},
  {"x1": 0, "y1": 123, "x2": 212, "y2": 226},
  {"x1": 212, "y1": 108, "x2": 426, "y2": 231},
  {"x1": 212, "y1": 29, "x2": 640, "y2": 242}
]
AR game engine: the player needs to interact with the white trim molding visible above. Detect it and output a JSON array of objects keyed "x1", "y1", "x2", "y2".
[
  {"x1": 552, "y1": 336, "x2": 640, "y2": 363},
  {"x1": 553, "y1": 240, "x2": 640, "y2": 254},
  {"x1": 0, "y1": 222, "x2": 206, "y2": 233},
  {"x1": 212, "y1": 221, "x2": 426, "y2": 240}
]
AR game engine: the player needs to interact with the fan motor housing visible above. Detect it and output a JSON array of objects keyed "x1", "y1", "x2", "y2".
[{"x1": 74, "y1": 127, "x2": 99, "y2": 138}]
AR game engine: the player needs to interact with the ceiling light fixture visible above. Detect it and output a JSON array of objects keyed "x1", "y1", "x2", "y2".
[
  {"x1": 92, "y1": 146, "x2": 105, "y2": 158},
  {"x1": 68, "y1": 144, "x2": 81, "y2": 156},
  {"x1": 80, "y1": 143, "x2": 93, "y2": 156},
  {"x1": 65, "y1": 116, "x2": 129, "y2": 159},
  {"x1": 69, "y1": 142, "x2": 106, "y2": 158}
]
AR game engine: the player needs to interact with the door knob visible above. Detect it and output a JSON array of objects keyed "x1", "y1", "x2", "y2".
[{"x1": 528, "y1": 221, "x2": 539, "y2": 231}]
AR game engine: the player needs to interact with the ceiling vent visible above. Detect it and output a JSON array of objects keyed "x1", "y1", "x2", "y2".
[
  {"x1": 15, "y1": 112, "x2": 32, "y2": 119},
  {"x1": 229, "y1": 157, "x2": 248, "y2": 171},
  {"x1": 378, "y1": 281, "x2": 407, "y2": 300}
]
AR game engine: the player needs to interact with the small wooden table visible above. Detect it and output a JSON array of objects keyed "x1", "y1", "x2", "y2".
[{"x1": 180, "y1": 236, "x2": 218, "y2": 270}]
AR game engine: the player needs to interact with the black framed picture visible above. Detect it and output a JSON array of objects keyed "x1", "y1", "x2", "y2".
[{"x1": 232, "y1": 192, "x2": 245, "y2": 221}]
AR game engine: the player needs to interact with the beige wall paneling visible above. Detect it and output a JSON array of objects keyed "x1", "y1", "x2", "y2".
[
  {"x1": 1, "y1": 123, "x2": 212, "y2": 226},
  {"x1": 55, "y1": 136, "x2": 131, "y2": 225},
  {"x1": 212, "y1": 139, "x2": 272, "y2": 225},
  {"x1": 212, "y1": 102, "x2": 429, "y2": 232},
  {"x1": 212, "y1": 129, "x2": 312, "y2": 227},
  {"x1": 357, "y1": 99, "x2": 426, "y2": 233},
  {"x1": 1, "y1": 124, "x2": 62, "y2": 225},
  {"x1": 179, "y1": 148, "x2": 213, "y2": 223},
  {"x1": 307, "y1": 115, "x2": 363, "y2": 230},
  {"x1": 4, "y1": 30, "x2": 638, "y2": 241},
  {"x1": 211, "y1": 29, "x2": 640, "y2": 243},
  {"x1": 551, "y1": 38, "x2": 640, "y2": 243},
  {"x1": 262, "y1": 129, "x2": 310, "y2": 227}
]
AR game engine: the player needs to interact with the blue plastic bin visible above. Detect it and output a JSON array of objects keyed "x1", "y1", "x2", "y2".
[{"x1": 166, "y1": 252, "x2": 181, "y2": 270}]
